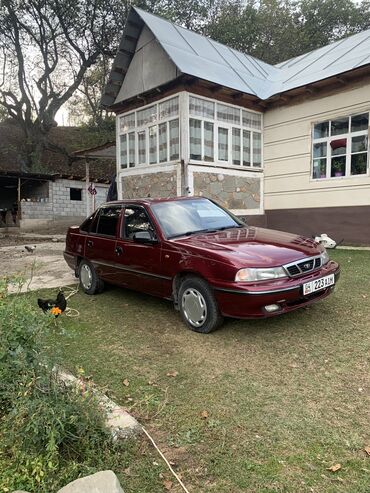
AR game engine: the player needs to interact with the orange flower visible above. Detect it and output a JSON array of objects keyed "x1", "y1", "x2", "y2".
[{"x1": 50, "y1": 307, "x2": 62, "y2": 316}]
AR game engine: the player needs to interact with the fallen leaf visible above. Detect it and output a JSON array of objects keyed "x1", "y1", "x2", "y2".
[
  {"x1": 167, "y1": 370, "x2": 178, "y2": 377},
  {"x1": 364, "y1": 446, "x2": 370, "y2": 456},
  {"x1": 201, "y1": 410, "x2": 209, "y2": 419},
  {"x1": 327, "y1": 463, "x2": 341, "y2": 472},
  {"x1": 123, "y1": 379, "x2": 130, "y2": 387},
  {"x1": 163, "y1": 479, "x2": 173, "y2": 490}
]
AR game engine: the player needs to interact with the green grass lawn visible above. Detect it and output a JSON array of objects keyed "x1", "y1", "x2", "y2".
[{"x1": 42, "y1": 250, "x2": 370, "y2": 493}]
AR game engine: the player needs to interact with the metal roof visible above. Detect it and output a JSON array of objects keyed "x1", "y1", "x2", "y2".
[
  {"x1": 73, "y1": 142, "x2": 116, "y2": 159},
  {"x1": 102, "y1": 7, "x2": 370, "y2": 106}
]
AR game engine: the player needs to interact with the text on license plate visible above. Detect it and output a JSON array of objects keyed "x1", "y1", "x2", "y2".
[{"x1": 303, "y1": 274, "x2": 335, "y2": 296}]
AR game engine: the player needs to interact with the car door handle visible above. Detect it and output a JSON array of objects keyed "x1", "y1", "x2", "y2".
[
  {"x1": 115, "y1": 246, "x2": 123, "y2": 256},
  {"x1": 87, "y1": 240, "x2": 94, "y2": 248}
]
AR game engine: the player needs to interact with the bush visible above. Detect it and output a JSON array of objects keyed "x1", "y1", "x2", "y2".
[
  {"x1": 0, "y1": 277, "x2": 49, "y2": 414},
  {"x1": 0, "y1": 281, "x2": 122, "y2": 492}
]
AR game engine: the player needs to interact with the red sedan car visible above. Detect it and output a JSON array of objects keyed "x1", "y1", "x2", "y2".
[{"x1": 64, "y1": 197, "x2": 340, "y2": 333}]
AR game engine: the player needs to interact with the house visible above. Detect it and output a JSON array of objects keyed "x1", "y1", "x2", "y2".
[
  {"x1": 0, "y1": 122, "x2": 114, "y2": 230},
  {"x1": 102, "y1": 7, "x2": 370, "y2": 245}
]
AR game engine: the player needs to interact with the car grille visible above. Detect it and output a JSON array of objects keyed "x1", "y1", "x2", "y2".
[{"x1": 284, "y1": 255, "x2": 322, "y2": 277}]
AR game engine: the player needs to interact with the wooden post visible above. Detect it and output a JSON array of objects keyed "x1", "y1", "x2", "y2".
[
  {"x1": 17, "y1": 177, "x2": 21, "y2": 221},
  {"x1": 179, "y1": 91, "x2": 190, "y2": 196},
  {"x1": 85, "y1": 160, "x2": 90, "y2": 217}
]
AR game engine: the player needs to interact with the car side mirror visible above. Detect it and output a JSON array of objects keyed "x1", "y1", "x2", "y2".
[{"x1": 133, "y1": 231, "x2": 158, "y2": 244}]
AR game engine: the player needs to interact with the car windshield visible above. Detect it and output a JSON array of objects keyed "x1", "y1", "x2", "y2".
[{"x1": 151, "y1": 198, "x2": 244, "y2": 239}]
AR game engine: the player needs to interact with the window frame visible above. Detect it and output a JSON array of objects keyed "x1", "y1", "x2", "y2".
[
  {"x1": 311, "y1": 112, "x2": 369, "y2": 181},
  {"x1": 118, "y1": 94, "x2": 180, "y2": 170},
  {"x1": 120, "y1": 205, "x2": 158, "y2": 241},
  {"x1": 89, "y1": 205, "x2": 123, "y2": 238},
  {"x1": 70, "y1": 187, "x2": 82, "y2": 201},
  {"x1": 188, "y1": 93, "x2": 263, "y2": 170}
]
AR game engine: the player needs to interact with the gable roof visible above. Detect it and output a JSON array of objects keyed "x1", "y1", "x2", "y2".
[{"x1": 102, "y1": 7, "x2": 370, "y2": 107}]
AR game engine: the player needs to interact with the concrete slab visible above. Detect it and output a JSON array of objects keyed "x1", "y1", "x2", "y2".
[
  {"x1": 55, "y1": 367, "x2": 142, "y2": 439},
  {"x1": 57, "y1": 471, "x2": 125, "y2": 493}
]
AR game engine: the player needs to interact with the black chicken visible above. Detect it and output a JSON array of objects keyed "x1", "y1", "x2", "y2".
[{"x1": 37, "y1": 291, "x2": 67, "y2": 317}]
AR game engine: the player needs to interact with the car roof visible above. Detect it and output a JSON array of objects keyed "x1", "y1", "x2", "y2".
[{"x1": 103, "y1": 196, "x2": 207, "y2": 207}]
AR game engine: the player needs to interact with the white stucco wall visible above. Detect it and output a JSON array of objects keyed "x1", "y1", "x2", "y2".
[{"x1": 264, "y1": 80, "x2": 370, "y2": 210}]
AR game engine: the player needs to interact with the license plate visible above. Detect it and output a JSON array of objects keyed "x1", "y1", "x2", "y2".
[{"x1": 303, "y1": 274, "x2": 335, "y2": 296}]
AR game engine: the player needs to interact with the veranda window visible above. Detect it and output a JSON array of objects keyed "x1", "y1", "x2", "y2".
[
  {"x1": 119, "y1": 96, "x2": 180, "y2": 168},
  {"x1": 312, "y1": 113, "x2": 369, "y2": 179},
  {"x1": 189, "y1": 95, "x2": 263, "y2": 168}
]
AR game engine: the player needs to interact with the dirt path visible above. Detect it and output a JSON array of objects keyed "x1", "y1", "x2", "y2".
[{"x1": 0, "y1": 237, "x2": 76, "y2": 292}]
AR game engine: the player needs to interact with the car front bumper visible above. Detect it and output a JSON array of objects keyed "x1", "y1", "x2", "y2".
[{"x1": 212, "y1": 261, "x2": 340, "y2": 318}]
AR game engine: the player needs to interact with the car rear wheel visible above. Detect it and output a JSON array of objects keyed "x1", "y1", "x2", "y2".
[
  {"x1": 79, "y1": 259, "x2": 104, "y2": 295},
  {"x1": 178, "y1": 276, "x2": 223, "y2": 333}
]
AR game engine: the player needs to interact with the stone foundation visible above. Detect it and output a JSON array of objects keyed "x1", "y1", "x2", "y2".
[
  {"x1": 122, "y1": 170, "x2": 177, "y2": 199},
  {"x1": 193, "y1": 171, "x2": 260, "y2": 210}
]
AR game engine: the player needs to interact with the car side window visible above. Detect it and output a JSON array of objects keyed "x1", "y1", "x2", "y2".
[
  {"x1": 91, "y1": 206, "x2": 121, "y2": 237},
  {"x1": 80, "y1": 213, "x2": 96, "y2": 232},
  {"x1": 123, "y1": 206, "x2": 156, "y2": 240}
]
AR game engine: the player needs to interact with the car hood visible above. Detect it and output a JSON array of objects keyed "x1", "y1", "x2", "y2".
[{"x1": 172, "y1": 227, "x2": 323, "y2": 268}]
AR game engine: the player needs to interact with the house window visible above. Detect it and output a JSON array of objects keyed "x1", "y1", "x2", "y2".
[
  {"x1": 138, "y1": 131, "x2": 146, "y2": 164},
  {"x1": 312, "y1": 113, "x2": 369, "y2": 179},
  {"x1": 190, "y1": 118, "x2": 202, "y2": 160},
  {"x1": 188, "y1": 95, "x2": 263, "y2": 168},
  {"x1": 120, "y1": 134, "x2": 127, "y2": 168},
  {"x1": 169, "y1": 120, "x2": 180, "y2": 161},
  {"x1": 218, "y1": 127, "x2": 229, "y2": 161},
  {"x1": 118, "y1": 96, "x2": 179, "y2": 168},
  {"x1": 70, "y1": 188, "x2": 82, "y2": 201}
]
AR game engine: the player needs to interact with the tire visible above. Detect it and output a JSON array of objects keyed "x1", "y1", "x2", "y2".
[
  {"x1": 78, "y1": 259, "x2": 104, "y2": 295},
  {"x1": 178, "y1": 276, "x2": 224, "y2": 333}
]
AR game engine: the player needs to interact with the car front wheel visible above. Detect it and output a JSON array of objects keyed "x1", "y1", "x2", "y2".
[
  {"x1": 78, "y1": 259, "x2": 104, "y2": 295},
  {"x1": 178, "y1": 276, "x2": 223, "y2": 333}
]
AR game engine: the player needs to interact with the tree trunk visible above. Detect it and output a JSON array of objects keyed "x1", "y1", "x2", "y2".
[{"x1": 23, "y1": 124, "x2": 48, "y2": 172}]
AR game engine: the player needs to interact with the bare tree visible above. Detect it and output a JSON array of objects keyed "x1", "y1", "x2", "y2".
[
  {"x1": 0, "y1": 0, "x2": 122, "y2": 170},
  {"x1": 67, "y1": 55, "x2": 114, "y2": 128}
]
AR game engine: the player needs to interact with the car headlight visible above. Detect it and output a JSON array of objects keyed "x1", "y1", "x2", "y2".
[
  {"x1": 235, "y1": 267, "x2": 287, "y2": 282},
  {"x1": 321, "y1": 250, "x2": 330, "y2": 265}
]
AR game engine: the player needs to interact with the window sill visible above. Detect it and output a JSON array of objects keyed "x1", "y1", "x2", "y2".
[
  {"x1": 188, "y1": 160, "x2": 263, "y2": 172},
  {"x1": 311, "y1": 173, "x2": 369, "y2": 182},
  {"x1": 120, "y1": 160, "x2": 181, "y2": 171}
]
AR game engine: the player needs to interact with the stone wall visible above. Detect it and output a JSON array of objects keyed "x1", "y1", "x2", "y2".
[
  {"x1": 122, "y1": 170, "x2": 177, "y2": 199},
  {"x1": 193, "y1": 171, "x2": 261, "y2": 210}
]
